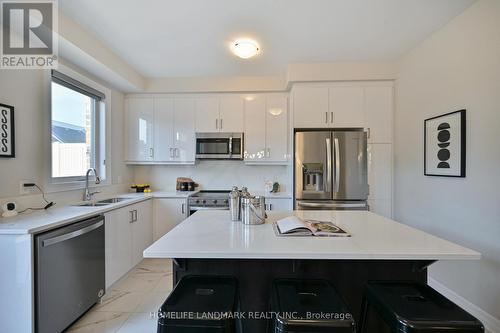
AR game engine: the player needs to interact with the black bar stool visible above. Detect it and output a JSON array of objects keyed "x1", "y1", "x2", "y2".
[
  {"x1": 157, "y1": 275, "x2": 239, "y2": 333},
  {"x1": 270, "y1": 279, "x2": 356, "y2": 333},
  {"x1": 359, "y1": 281, "x2": 484, "y2": 333}
]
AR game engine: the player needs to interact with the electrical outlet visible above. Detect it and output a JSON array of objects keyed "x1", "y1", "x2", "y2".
[{"x1": 20, "y1": 180, "x2": 36, "y2": 195}]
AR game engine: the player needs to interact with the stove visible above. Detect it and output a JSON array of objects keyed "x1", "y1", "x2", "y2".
[{"x1": 188, "y1": 190, "x2": 230, "y2": 215}]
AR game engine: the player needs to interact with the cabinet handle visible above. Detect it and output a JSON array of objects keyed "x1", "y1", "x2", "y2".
[
  {"x1": 367, "y1": 127, "x2": 371, "y2": 139},
  {"x1": 216, "y1": 119, "x2": 218, "y2": 130},
  {"x1": 149, "y1": 148, "x2": 154, "y2": 158},
  {"x1": 325, "y1": 112, "x2": 328, "y2": 124},
  {"x1": 270, "y1": 204, "x2": 273, "y2": 211},
  {"x1": 175, "y1": 148, "x2": 180, "y2": 158},
  {"x1": 330, "y1": 112, "x2": 333, "y2": 123},
  {"x1": 129, "y1": 211, "x2": 134, "y2": 223},
  {"x1": 220, "y1": 118, "x2": 223, "y2": 130},
  {"x1": 134, "y1": 210, "x2": 138, "y2": 222},
  {"x1": 169, "y1": 148, "x2": 173, "y2": 158},
  {"x1": 181, "y1": 203, "x2": 185, "y2": 214},
  {"x1": 266, "y1": 148, "x2": 270, "y2": 158}
]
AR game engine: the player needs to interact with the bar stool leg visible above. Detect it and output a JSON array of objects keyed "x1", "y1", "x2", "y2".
[{"x1": 358, "y1": 294, "x2": 369, "y2": 333}]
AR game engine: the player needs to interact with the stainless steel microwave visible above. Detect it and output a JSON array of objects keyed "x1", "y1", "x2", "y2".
[{"x1": 195, "y1": 133, "x2": 244, "y2": 160}]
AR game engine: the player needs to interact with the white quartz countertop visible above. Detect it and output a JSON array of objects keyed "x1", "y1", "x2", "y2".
[
  {"x1": 0, "y1": 189, "x2": 292, "y2": 235},
  {"x1": 0, "y1": 193, "x2": 155, "y2": 235},
  {"x1": 0, "y1": 190, "x2": 195, "y2": 235},
  {"x1": 144, "y1": 210, "x2": 481, "y2": 260}
]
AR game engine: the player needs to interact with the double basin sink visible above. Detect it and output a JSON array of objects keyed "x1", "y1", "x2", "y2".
[{"x1": 75, "y1": 197, "x2": 130, "y2": 207}]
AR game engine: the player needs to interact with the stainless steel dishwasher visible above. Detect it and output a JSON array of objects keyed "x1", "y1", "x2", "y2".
[{"x1": 35, "y1": 215, "x2": 105, "y2": 333}]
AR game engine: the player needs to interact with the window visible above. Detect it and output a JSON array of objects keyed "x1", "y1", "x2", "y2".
[{"x1": 51, "y1": 70, "x2": 106, "y2": 182}]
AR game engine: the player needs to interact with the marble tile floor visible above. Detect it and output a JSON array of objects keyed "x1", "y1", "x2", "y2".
[{"x1": 67, "y1": 259, "x2": 173, "y2": 333}]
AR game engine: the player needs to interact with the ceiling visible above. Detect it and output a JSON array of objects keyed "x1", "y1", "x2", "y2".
[{"x1": 59, "y1": 0, "x2": 475, "y2": 78}]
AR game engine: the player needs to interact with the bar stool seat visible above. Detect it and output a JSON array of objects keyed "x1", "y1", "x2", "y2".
[
  {"x1": 270, "y1": 279, "x2": 356, "y2": 333},
  {"x1": 359, "y1": 281, "x2": 484, "y2": 333},
  {"x1": 157, "y1": 275, "x2": 239, "y2": 333}
]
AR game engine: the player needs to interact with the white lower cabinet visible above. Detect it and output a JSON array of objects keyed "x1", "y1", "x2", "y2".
[
  {"x1": 104, "y1": 207, "x2": 132, "y2": 289},
  {"x1": 265, "y1": 198, "x2": 293, "y2": 211},
  {"x1": 153, "y1": 198, "x2": 187, "y2": 241},
  {"x1": 131, "y1": 200, "x2": 153, "y2": 266},
  {"x1": 104, "y1": 200, "x2": 153, "y2": 289}
]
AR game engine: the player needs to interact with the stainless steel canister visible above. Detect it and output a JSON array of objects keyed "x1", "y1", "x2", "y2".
[
  {"x1": 229, "y1": 186, "x2": 241, "y2": 221},
  {"x1": 241, "y1": 196, "x2": 267, "y2": 225}
]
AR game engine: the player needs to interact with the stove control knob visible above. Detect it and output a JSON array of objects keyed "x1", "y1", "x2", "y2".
[
  {"x1": 213, "y1": 199, "x2": 218, "y2": 204},
  {"x1": 202, "y1": 200, "x2": 206, "y2": 204},
  {"x1": 195, "y1": 200, "x2": 200, "y2": 204},
  {"x1": 224, "y1": 200, "x2": 229, "y2": 204}
]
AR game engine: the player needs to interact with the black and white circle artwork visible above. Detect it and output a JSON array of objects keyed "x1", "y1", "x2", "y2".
[{"x1": 424, "y1": 110, "x2": 466, "y2": 177}]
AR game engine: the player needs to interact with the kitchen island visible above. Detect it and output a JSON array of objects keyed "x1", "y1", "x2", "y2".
[{"x1": 144, "y1": 210, "x2": 480, "y2": 332}]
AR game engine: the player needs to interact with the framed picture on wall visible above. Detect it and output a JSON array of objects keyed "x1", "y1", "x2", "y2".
[
  {"x1": 0, "y1": 103, "x2": 15, "y2": 158},
  {"x1": 424, "y1": 109, "x2": 466, "y2": 177}
]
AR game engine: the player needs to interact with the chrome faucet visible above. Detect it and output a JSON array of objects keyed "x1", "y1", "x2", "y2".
[{"x1": 84, "y1": 168, "x2": 101, "y2": 201}]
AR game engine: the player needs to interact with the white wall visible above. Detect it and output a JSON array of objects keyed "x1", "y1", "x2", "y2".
[
  {"x1": 395, "y1": 0, "x2": 500, "y2": 327},
  {"x1": 134, "y1": 162, "x2": 290, "y2": 194},
  {"x1": 0, "y1": 64, "x2": 133, "y2": 210}
]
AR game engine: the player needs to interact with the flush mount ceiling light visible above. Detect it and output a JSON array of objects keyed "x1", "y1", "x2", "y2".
[{"x1": 231, "y1": 39, "x2": 260, "y2": 59}]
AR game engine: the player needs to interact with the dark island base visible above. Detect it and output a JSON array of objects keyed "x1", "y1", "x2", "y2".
[{"x1": 171, "y1": 259, "x2": 434, "y2": 333}]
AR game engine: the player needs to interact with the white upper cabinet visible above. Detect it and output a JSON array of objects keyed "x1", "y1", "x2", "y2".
[
  {"x1": 265, "y1": 95, "x2": 288, "y2": 162},
  {"x1": 329, "y1": 87, "x2": 364, "y2": 127},
  {"x1": 244, "y1": 94, "x2": 288, "y2": 164},
  {"x1": 293, "y1": 86, "x2": 329, "y2": 128},
  {"x1": 126, "y1": 96, "x2": 196, "y2": 164},
  {"x1": 126, "y1": 98, "x2": 154, "y2": 161},
  {"x1": 195, "y1": 95, "x2": 244, "y2": 133},
  {"x1": 195, "y1": 97, "x2": 219, "y2": 132},
  {"x1": 219, "y1": 95, "x2": 244, "y2": 132},
  {"x1": 154, "y1": 98, "x2": 174, "y2": 162},
  {"x1": 292, "y1": 83, "x2": 393, "y2": 143},
  {"x1": 364, "y1": 86, "x2": 393, "y2": 143},
  {"x1": 244, "y1": 95, "x2": 266, "y2": 162},
  {"x1": 173, "y1": 98, "x2": 196, "y2": 163}
]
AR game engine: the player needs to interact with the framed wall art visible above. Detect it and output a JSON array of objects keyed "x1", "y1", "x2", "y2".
[
  {"x1": 424, "y1": 109, "x2": 466, "y2": 177},
  {"x1": 0, "y1": 103, "x2": 15, "y2": 158}
]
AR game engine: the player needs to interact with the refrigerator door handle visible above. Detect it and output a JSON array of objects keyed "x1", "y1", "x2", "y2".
[
  {"x1": 297, "y1": 201, "x2": 367, "y2": 209},
  {"x1": 334, "y1": 137, "x2": 340, "y2": 192},
  {"x1": 325, "y1": 137, "x2": 332, "y2": 193}
]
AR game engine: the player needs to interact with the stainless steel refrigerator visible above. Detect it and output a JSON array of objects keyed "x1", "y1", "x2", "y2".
[{"x1": 294, "y1": 130, "x2": 368, "y2": 210}]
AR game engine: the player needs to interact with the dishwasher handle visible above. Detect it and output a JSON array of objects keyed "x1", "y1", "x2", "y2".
[{"x1": 42, "y1": 218, "x2": 104, "y2": 247}]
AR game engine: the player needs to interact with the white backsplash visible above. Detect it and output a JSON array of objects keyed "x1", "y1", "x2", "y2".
[{"x1": 133, "y1": 161, "x2": 292, "y2": 193}]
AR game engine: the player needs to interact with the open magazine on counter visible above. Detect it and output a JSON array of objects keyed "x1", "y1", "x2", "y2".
[{"x1": 273, "y1": 216, "x2": 351, "y2": 237}]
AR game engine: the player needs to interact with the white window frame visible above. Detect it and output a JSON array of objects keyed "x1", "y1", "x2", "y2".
[{"x1": 45, "y1": 64, "x2": 112, "y2": 192}]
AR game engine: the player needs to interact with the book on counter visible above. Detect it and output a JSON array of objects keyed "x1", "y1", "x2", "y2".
[{"x1": 274, "y1": 216, "x2": 351, "y2": 237}]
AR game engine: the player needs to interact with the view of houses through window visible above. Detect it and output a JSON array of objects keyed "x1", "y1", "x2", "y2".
[{"x1": 51, "y1": 81, "x2": 95, "y2": 178}]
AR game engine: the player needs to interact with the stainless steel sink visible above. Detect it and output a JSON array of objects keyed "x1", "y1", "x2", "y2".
[
  {"x1": 74, "y1": 197, "x2": 130, "y2": 207},
  {"x1": 96, "y1": 198, "x2": 129, "y2": 204},
  {"x1": 75, "y1": 202, "x2": 110, "y2": 207}
]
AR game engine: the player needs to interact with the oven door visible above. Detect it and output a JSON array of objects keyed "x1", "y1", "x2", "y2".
[{"x1": 189, "y1": 206, "x2": 230, "y2": 216}]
